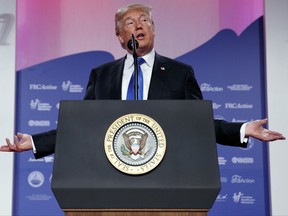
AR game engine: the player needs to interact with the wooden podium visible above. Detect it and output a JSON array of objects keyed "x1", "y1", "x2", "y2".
[
  {"x1": 52, "y1": 100, "x2": 220, "y2": 216},
  {"x1": 64, "y1": 209, "x2": 207, "y2": 216}
]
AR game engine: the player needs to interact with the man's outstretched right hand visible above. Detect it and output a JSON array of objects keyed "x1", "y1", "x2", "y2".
[{"x1": 0, "y1": 133, "x2": 33, "y2": 153}]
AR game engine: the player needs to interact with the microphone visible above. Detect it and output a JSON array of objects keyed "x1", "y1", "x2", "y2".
[
  {"x1": 127, "y1": 35, "x2": 139, "y2": 51},
  {"x1": 128, "y1": 34, "x2": 139, "y2": 100}
]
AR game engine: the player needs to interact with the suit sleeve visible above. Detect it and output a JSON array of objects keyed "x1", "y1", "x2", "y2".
[
  {"x1": 31, "y1": 68, "x2": 96, "y2": 159},
  {"x1": 214, "y1": 120, "x2": 248, "y2": 147},
  {"x1": 83, "y1": 68, "x2": 96, "y2": 100},
  {"x1": 32, "y1": 130, "x2": 57, "y2": 159},
  {"x1": 186, "y1": 65, "x2": 247, "y2": 148},
  {"x1": 185, "y1": 65, "x2": 203, "y2": 100}
]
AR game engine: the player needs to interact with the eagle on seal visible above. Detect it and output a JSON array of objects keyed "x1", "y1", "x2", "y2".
[{"x1": 123, "y1": 129, "x2": 148, "y2": 155}]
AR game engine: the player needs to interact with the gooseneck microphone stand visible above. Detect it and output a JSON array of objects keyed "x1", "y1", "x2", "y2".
[{"x1": 128, "y1": 34, "x2": 139, "y2": 100}]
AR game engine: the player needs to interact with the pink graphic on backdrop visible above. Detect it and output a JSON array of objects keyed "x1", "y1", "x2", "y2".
[{"x1": 16, "y1": 0, "x2": 263, "y2": 70}]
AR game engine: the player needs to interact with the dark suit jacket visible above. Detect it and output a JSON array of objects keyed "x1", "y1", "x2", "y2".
[{"x1": 33, "y1": 53, "x2": 246, "y2": 159}]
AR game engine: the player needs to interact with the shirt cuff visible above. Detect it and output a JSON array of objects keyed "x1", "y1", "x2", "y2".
[
  {"x1": 240, "y1": 122, "x2": 249, "y2": 144},
  {"x1": 30, "y1": 135, "x2": 37, "y2": 153}
]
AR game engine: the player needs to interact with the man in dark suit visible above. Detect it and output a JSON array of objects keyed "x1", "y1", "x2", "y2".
[{"x1": 1, "y1": 3, "x2": 285, "y2": 158}]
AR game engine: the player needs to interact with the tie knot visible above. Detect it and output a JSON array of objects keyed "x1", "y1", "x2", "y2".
[{"x1": 137, "y1": 57, "x2": 145, "y2": 65}]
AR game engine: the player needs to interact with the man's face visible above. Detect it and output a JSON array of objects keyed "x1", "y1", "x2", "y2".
[{"x1": 117, "y1": 9, "x2": 155, "y2": 56}]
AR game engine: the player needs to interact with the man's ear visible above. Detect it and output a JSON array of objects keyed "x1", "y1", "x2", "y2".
[
  {"x1": 117, "y1": 34, "x2": 126, "y2": 49},
  {"x1": 117, "y1": 34, "x2": 124, "y2": 44}
]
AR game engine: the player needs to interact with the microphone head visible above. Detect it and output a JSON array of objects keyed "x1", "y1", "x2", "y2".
[{"x1": 127, "y1": 39, "x2": 139, "y2": 51}]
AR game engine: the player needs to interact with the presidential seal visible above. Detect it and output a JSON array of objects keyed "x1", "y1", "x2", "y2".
[{"x1": 104, "y1": 113, "x2": 166, "y2": 175}]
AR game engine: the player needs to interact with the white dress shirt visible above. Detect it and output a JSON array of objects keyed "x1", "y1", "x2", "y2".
[{"x1": 121, "y1": 49, "x2": 155, "y2": 100}]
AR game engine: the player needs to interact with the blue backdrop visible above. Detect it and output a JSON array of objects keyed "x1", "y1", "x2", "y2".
[{"x1": 14, "y1": 18, "x2": 268, "y2": 216}]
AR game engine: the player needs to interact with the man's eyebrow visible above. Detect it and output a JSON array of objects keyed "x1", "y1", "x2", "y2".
[
  {"x1": 123, "y1": 13, "x2": 147, "y2": 21},
  {"x1": 123, "y1": 17, "x2": 133, "y2": 22}
]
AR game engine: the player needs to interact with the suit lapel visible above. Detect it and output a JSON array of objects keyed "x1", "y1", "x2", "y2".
[
  {"x1": 109, "y1": 57, "x2": 125, "y2": 99},
  {"x1": 148, "y1": 53, "x2": 168, "y2": 99}
]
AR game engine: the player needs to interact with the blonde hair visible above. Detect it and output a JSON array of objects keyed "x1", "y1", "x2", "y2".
[{"x1": 115, "y1": 3, "x2": 154, "y2": 35}]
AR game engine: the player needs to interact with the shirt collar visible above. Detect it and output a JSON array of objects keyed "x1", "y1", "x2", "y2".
[{"x1": 125, "y1": 49, "x2": 155, "y2": 69}]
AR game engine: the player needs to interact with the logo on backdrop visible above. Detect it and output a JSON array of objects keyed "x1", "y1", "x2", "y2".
[
  {"x1": 30, "y1": 99, "x2": 52, "y2": 111},
  {"x1": 218, "y1": 156, "x2": 227, "y2": 165},
  {"x1": 28, "y1": 156, "x2": 54, "y2": 163},
  {"x1": 29, "y1": 84, "x2": 57, "y2": 90},
  {"x1": 27, "y1": 171, "x2": 45, "y2": 188},
  {"x1": 225, "y1": 103, "x2": 253, "y2": 109},
  {"x1": 231, "y1": 157, "x2": 254, "y2": 164},
  {"x1": 104, "y1": 113, "x2": 166, "y2": 175},
  {"x1": 216, "y1": 193, "x2": 228, "y2": 202},
  {"x1": 233, "y1": 192, "x2": 256, "y2": 205},
  {"x1": 62, "y1": 80, "x2": 84, "y2": 93},
  {"x1": 200, "y1": 83, "x2": 224, "y2": 92},
  {"x1": 231, "y1": 175, "x2": 256, "y2": 184},
  {"x1": 227, "y1": 84, "x2": 253, "y2": 91},
  {"x1": 28, "y1": 120, "x2": 50, "y2": 127}
]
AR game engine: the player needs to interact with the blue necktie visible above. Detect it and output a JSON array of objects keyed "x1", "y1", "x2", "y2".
[{"x1": 126, "y1": 57, "x2": 145, "y2": 100}]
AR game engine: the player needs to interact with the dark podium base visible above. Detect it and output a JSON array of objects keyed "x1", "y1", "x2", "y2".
[{"x1": 64, "y1": 209, "x2": 208, "y2": 216}]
